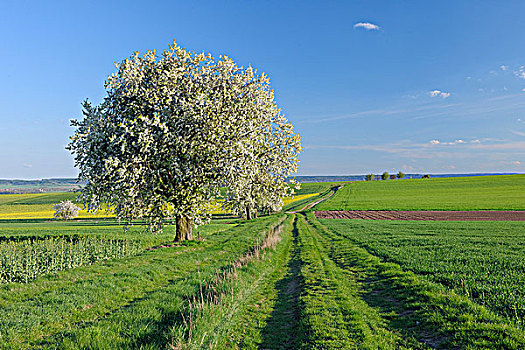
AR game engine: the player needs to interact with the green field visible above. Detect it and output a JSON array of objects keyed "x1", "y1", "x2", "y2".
[
  {"x1": 0, "y1": 215, "x2": 286, "y2": 348},
  {"x1": 0, "y1": 177, "x2": 524, "y2": 348},
  {"x1": 321, "y1": 219, "x2": 525, "y2": 326},
  {"x1": 316, "y1": 174, "x2": 525, "y2": 211}
]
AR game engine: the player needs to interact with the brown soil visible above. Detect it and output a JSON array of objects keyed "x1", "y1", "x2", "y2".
[{"x1": 314, "y1": 210, "x2": 525, "y2": 221}]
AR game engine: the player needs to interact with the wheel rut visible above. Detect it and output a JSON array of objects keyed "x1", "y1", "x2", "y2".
[{"x1": 259, "y1": 216, "x2": 303, "y2": 350}]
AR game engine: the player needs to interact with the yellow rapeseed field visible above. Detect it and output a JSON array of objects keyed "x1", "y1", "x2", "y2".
[
  {"x1": 0, "y1": 192, "x2": 319, "y2": 219},
  {"x1": 282, "y1": 193, "x2": 319, "y2": 206}
]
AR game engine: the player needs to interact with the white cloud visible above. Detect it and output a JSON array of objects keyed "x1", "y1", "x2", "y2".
[
  {"x1": 512, "y1": 161, "x2": 522, "y2": 166},
  {"x1": 429, "y1": 90, "x2": 451, "y2": 98},
  {"x1": 466, "y1": 76, "x2": 472, "y2": 80},
  {"x1": 515, "y1": 66, "x2": 525, "y2": 79},
  {"x1": 23, "y1": 164, "x2": 33, "y2": 168},
  {"x1": 500, "y1": 65, "x2": 508, "y2": 71},
  {"x1": 429, "y1": 139, "x2": 468, "y2": 146},
  {"x1": 353, "y1": 22, "x2": 380, "y2": 30}
]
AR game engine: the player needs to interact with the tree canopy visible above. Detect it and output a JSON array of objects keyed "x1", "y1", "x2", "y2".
[
  {"x1": 68, "y1": 42, "x2": 301, "y2": 240},
  {"x1": 53, "y1": 200, "x2": 79, "y2": 221}
]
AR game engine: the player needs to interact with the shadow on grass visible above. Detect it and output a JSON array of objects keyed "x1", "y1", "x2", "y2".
[{"x1": 259, "y1": 218, "x2": 303, "y2": 350}]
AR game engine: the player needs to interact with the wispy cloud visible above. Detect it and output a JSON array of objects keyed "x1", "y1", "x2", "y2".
[
  {"x1": 23, "y1": 164, "x2": 33, "y2": 168},
  {"x1": 428, "y1": 139, "x2": 467, "y2": 146},
  {"x1": 305, "y1": 139, "x2": 525, "y2": 160},
  {"x1": 300, "y1": 102, "x2": 461, "y2": 124},
  {"x1": 299, "y1": 92, "x2": 525, "y2": 125},
  {"x1": 515, "y1": 66, "x2": 525, "y2": 79},
  {"x1": 428, "y1": 90, "x2": 451, "y2": 98},
  {"x1": 500, "y1": 65, "x2": 508, "y2": 71},
  {"x1": 353, "y1": 22, "x2": 380, "y2": 30}
]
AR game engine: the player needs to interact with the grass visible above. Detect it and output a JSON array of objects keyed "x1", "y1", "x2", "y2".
[
  {"x1": 294, "y1": 181, "x2": 341, "y2": 196},
  {"x1": 303, "y1": 212, "x2": 525, "y2": 349},
  {"x1": 316, "y1": 174, "x2": 525, "y2": 211},
  {"x1": 1, "y1": 180, "x2": 525, "y2": 348},
  {"x1": 320, "y1": 218, "x2": 525, "y2": 326},
  {"x1": 0, "y1": 214, "x2": 284, "y2": 349}
]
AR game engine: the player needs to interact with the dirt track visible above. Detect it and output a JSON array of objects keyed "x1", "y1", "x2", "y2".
[{"x1": 314, "y1": 210, "x2": 525, "y2": 221}]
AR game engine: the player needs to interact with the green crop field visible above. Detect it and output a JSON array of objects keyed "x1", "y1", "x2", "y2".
[
  {"x1": 321, "y1": 219, "x2": 525, "y2": 326},
  {"x1": 316, "y1": 174, "x2": 525, "y2": 211},
  {"x1": 0, "y1": 178, "x2": 524, "y2": 348}
]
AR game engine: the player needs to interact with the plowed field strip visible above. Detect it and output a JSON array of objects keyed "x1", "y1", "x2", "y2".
[{"x1": 315, "y1": 210, "x2": 525, "y2": 221}]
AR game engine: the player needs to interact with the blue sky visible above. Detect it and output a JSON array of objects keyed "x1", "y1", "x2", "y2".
[{"x1": 1, "y1": 0, "x2": 525, "y2": 178}]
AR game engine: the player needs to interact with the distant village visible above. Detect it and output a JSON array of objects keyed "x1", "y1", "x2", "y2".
[{"x1": 0, "y1": 179, "x2": 83, "y2": 194}]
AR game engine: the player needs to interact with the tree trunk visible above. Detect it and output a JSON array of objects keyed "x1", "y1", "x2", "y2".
[
  {"x1": 175, "y1": 216, "x2": 193, "y2": 242},
  {"x1": 246, "y1": 207, "x2": 253, "y2": 220}
]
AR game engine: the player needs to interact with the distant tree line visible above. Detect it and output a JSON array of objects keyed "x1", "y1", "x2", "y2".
[
  {"x1": 364, "y1": 172, "x2": 433, "y2": 181},
  {"x1": 365, "y1": 171, "x2": 405, "y2": 181}
]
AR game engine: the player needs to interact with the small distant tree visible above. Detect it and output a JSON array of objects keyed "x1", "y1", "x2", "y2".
[
  {"x1": 53, "y1": 200, "x2": 79, "y2": 220},
  {"x1": 381, "y1": 172, "x2": 389, "y2": 180},
  {"x1": 365, "y1": 174, "x2": 375, "y2": 181},
  {"x1": 422, "y1": 174, "x2": 431, "y2": 179},
  {"x1": 397, "y1": 171, "x2": 405, "y2": 179}
]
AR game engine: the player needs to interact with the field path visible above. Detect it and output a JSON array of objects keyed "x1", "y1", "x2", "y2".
[
  {"x1": 259, "y1": 216, "x2": 303, "y2": 349},
  {"x1": 315, "y1": 210, "x2": 525, "y2": 221},
  {"x1": 286, "y1": 184, "x2": 344, "y2": 213}
]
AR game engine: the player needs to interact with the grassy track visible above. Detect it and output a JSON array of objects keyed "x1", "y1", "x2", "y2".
[
  {"x1": 0, "y1": 215, "x2": 283, "y2": 349},
  {"x1": 316, "y1": 174, "x2": 525, "y2": 211},
  {"x1": 321, "y1": 219, "x2": 525, "y2": 326}
]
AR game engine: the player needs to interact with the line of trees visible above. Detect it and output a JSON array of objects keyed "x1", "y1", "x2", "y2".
[
  {"x1": 68, "y1": 42, "x2": 302, "y2": 241},
  {"x1": 365, "y1": 171, "x2": 405, "y2": 181}
]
